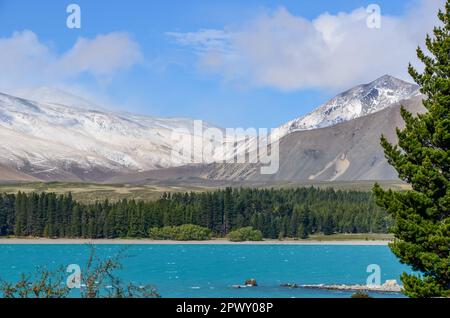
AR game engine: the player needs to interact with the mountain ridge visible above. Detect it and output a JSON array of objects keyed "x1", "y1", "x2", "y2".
[
  {"x1": 0, "y1": 91, "x2": 223, "y2": 181},
  {"x1": 106, "y1": 94, "x2": 424, "y2": 184},
  {"x1": 275, "y1": 75, "x2": 419, "y2": 139},
  {"x1": 0, "y1": 75, "x2": 423, "y2": 183}
]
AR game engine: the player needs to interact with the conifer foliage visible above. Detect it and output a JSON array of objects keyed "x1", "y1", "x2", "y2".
[
  {"x1": 0, "y1": 187, "x2": 387, "y2": 240},
  {"x1": 373, "y1": 1, "x2": 450, "y2": 298}
]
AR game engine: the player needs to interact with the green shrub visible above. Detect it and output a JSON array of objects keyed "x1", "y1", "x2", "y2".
[
  {"x1": 228, "y1": 227, "x2": 263, "y2": 242},
  {"x1": 148, "y1": 224, "x2": 212, "y2": 241}
]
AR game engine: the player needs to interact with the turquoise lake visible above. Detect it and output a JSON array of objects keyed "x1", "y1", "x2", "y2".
[{"x1": 0, "y1": 245, "x2": 410, "y2": 298}]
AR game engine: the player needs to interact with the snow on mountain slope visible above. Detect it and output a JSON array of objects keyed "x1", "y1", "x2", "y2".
[
  {"x1": 0, "y1": 75, "x2": 421, "y2": 183},
  {"x1": 276, "y1": 75, "x2": 419, "y2": 138},
  {"x1": 199, "y1": 94, "x2": 426, "y2": 183},
  {"x1": 0, "y1": 91, "x2": 223, "y2": 181},
  {"x1": 8, "y1": 87, "x2": 106, "y2": 111}
]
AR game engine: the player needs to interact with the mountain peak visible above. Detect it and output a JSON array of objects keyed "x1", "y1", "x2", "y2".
[
  {"x1": 278, "y1": 75, "x2": 420, "y2": 135},
  {"x1": 374, "y1": 74, "x2": 402, "y2": 82},
  {"x1": 366, "y1": 74, "x2": 417, "y2": 90}
]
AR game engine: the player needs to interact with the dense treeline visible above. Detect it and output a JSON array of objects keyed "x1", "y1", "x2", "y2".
[{"x1": 0, "y1": 187, "x2": 390, "y2": 239}]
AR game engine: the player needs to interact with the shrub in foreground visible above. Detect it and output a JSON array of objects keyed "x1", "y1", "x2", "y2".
[
  {"x1": 0, "y1": 246, "x2": 159, "y2": 298},
  {"x1": 228, "y1": 227, "x2": 263, "y2": 242},
  {"x1": 148, "y1": 224, "x2": 212, "y2": 241}
]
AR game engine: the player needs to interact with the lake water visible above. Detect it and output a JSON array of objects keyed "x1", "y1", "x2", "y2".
[{"x1": 0, "y1": 244, "x2": 410, "y2": 298}]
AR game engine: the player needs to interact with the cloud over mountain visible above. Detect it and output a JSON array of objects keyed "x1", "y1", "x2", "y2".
[
  {"x1": 167, "y1": 0, "x2": 443, "y2": 91},
  {"x1": 0, "y1": 30, "x2": 143, "y2": 90}
]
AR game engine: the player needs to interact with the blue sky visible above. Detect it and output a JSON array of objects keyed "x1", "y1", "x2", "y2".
[{"x1": 0, "y1": 0, "x2": 442, "y2": 128}]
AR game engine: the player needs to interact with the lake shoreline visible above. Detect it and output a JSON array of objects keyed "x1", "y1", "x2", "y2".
[{"x1": 0, "y1": 238, "x2": 391, "y2": 245}]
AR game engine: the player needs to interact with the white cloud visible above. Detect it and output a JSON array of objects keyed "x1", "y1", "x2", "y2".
[
  {"x1": 0, "y1": 30, "x2": 143, "y2": 90},
  {"x1": 167, "y1": 0, "x2": 444, "y2": 91},
  {"x1": 57, "y1": 32, "x2": 143, "y2": 82}
]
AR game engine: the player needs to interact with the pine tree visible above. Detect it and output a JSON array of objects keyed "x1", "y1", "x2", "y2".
[
  {"x1": 70, "y1": 205, "x2": 81, "y2": 238},
  {"x1": 322, "y1": 214, "x2": 334, "y2": 236},
  {"x1": 45, "y1": 194, "x2": 56, "y2": 238},
  {"x1": 298, "y1": 207, "x2": 310, "y2": 238},
  {"x1": 297, "y1": 224, "x2": 308, "y2": 240},
  {"x1": 373, "y1": 1, "x2": 450, "y2": 298},
  {"x1": 223, "y1": 187, "x2": 234, "y2": 234},
  {"x1": 14, "y1": 192, "x2": 26, "y2": 237}
]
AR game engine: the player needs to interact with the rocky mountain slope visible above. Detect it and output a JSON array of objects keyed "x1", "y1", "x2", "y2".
[
  {"x1": 0, "y1": 75, "x2": 423, "y2": 183},
  {"x1": 206, "y1": 95, "x2": 425, "y2": 182},
  {"x1": 0, "y1": 91, "x2": 222, "y2": 182},
  {"x1": 106, "y1": 94, "x2": 425, "y2": 184},
  {"x1": 274, "y1": 75, "x2": 419, "y2": 139}
]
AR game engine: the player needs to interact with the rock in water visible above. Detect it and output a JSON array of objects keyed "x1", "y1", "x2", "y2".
[{"x1": 244, "y1": 279, "x2": 258, "y2": 287}]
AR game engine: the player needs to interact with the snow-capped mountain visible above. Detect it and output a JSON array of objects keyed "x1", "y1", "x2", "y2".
[
  {"x1": 0, "y1": 75, "x2": 422, "y2": 182},
  {"x1": 0, "y1": 91, "x2": 224, "y2": 181},
  {"x1": 276, "y1": 75, "x2": 419, "y2": 138},
  {"x1": 202, "y1": 94, "x2": 425, "y2": 183},
  {"x1": 7, "y1": 87, "x2": 106, "y2": 111}
]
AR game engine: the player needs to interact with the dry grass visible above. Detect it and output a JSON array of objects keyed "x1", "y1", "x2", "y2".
[
  {"x1": 0, "y1": 182, "x2": 207, "y2": 203},
  {"x1": 0, "y1": 180, "x2": 408, "y2": 203},
  {"x1": 306, "y1": 233, "x2": 394, "y2": 241}
]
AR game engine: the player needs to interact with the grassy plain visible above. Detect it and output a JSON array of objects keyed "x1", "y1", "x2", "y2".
[{"x1": 0, "y1": 180, "x2": 408, "y2": 203}]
